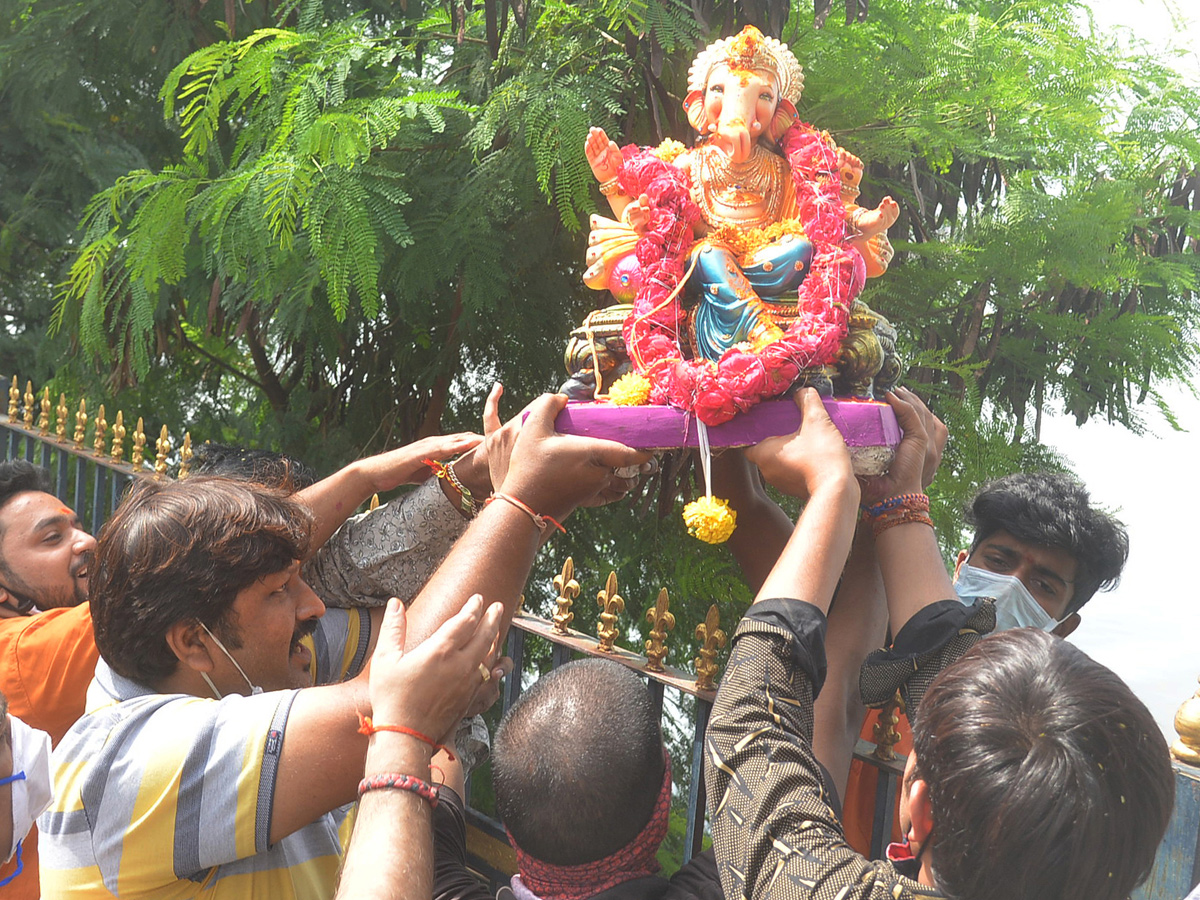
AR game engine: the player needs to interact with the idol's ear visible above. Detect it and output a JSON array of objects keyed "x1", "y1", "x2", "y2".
[
  {"x1": 768, "y1": 98, "x2": 799, "y2": 143},
  {"x1": 684, "y1": 90, "x2": 708, "y2": 134}
]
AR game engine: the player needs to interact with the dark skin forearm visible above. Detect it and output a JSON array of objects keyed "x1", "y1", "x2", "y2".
[
  {"x1": 710, "y1": 450, "x2": 793, "y2": 593},
  {"x1": 402, "y1": 501, "x2": 541, "y2": 650}
]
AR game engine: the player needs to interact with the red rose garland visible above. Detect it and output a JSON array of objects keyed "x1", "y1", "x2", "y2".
[{"x1": 619, "y1": 124, "x2": 863, "y2": 426}]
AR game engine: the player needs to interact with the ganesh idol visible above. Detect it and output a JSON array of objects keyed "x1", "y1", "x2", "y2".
[{"x1": 570, "y1": 26, "x2": 901, "y2": 424}]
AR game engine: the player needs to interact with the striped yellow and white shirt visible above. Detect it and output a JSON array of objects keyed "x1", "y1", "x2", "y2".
[{"x1": 39, "y1": 608, "x2": 370, "y2": 899}]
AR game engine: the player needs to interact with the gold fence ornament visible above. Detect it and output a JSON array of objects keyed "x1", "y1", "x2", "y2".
[
  {"x1": 1171, "y1": 676, "x2": 1200, "y2": 766},
  {"x1": 110, "y1": 411, "x2": 126, "y2": 463},
  {"x1": 73, "y1": 399, "x2": 88, "y2": 449},
  {"x1": 552, "y1": 557, "x2": 580, "y2": 634},
  {"x1": 130, "y1": 417, "x2": 146, "y2": 470},
  {"x1": 644, "y1": 588, "x2": 675, "y2": 672},
  {"x1": 596, "y1": 571, "x2": 624, "y2": 652},
  {"x1": 92, "y1": 405, "x2": 108, "y2": 457},
  {"x1": 155, "y1": 425, "x2": 171, "y2": 477},
  {"x1": 871, "y1": 690, "x2": 906, "y2": 761},
  {"x1": 37, "y1": 387, "x2": 51, "y2": 435},
  {"x1": 369, "y1": 493, "x2": 380, "y2": 511},
  {"x1": 8, "y1": 376, "x2": 18, "y2": 420},
  {"x1": 179, "y1": 433, "x2": 193, "y2": 479},
  {"x1": 23, "y1": 381, "x2": 34, "y2": 429},
  {"x1": 55, "y1": 394, "x2": 68, "y2": 442},
  {"x1": 694, "y1": 604, "x2": 726, "y2": 691}
]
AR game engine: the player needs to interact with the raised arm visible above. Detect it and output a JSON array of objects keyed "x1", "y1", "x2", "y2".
[
  {"x1": 334, "y1": 596, "x2": 503, "y2": 900},
  {"x1": 271, "y1": 395, "x2": 650, "y2": 844},
  {"x1": 858, "y1": 389, "x2": 954, "y2": 635},
  {"x1": 296, "y1": 432, "x2": 481, "y2": 552}
]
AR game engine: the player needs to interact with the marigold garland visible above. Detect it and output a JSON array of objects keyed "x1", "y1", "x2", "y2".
[
  {"x1": 618, "y1": 124, "x2": 863, "y2": 426},
  {"x1": 682, "y1": 496, "x2": 737, "y2": 544}
]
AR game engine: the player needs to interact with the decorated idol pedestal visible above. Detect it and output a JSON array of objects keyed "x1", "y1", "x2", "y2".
[{"x1": 553, "y1": 26, "x2": 904, "y2": 540}]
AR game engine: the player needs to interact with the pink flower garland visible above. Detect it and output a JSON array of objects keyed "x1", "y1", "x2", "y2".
[{"x1": 619, "y1": 124, "x2": 863, "y2": 426}]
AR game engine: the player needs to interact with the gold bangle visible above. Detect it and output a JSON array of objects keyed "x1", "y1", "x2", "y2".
[{"x1": 598, "y1": 177, "x2": 621, "y2": 197}]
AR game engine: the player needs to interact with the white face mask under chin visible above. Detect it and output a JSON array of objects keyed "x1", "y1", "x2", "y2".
[
  {"x1": 199, "y1": 622, "x2": 263, "y2": 698},
  {"x1": 953, "y1": 563, "x2": 1061, "y2": 633},
  {"x1": 3, "y1": 714, "x2": 52, "y2": 865}
]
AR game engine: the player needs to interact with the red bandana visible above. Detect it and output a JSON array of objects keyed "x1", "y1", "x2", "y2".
[{"x1": 510, "y1": 754, "x2": 672, "y2": 900}]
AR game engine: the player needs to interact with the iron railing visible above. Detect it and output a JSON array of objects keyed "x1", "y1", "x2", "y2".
[{"x1": 6, "y1": 375, "x2": 1198, "y2": 897}]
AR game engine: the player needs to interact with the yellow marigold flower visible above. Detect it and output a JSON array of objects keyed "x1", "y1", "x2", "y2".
[
  {"x1": 608, "y1": 372, "x2": 652, "y2": 406},
  {"x1": 682, "y1": 496, "x2": 737, "y2": 544},
  {"x1": 653, "y1": 139, "x2": 687, "y2": 164}
]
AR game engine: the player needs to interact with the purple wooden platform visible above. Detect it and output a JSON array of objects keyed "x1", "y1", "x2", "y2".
[{"x1": 553, "y1": 397, "x2": 900, "y2": 450}]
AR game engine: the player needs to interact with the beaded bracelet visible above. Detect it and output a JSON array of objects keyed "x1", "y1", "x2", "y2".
[
  {"x1": 357, "y1": 713, "x2": 455, "y2": 761},
  {"x1": 358, "y1": 772, "x2": 440, "y2": 807},
  {"x1": 861, "y1": 492, "x2": 929, "y2": 520},
  {"x1": 487, "y1": 493, "x2": 567, "y2": 535},
  {"x1": 871, "y1": 508, "x2": 934, "y2": 539}
]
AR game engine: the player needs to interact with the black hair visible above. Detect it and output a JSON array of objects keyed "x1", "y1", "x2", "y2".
[
  {"x1": 0, "y1": 460, "x2": 51, "y2": 519},
  {"x1": 190, "y1": 442, "x2": 318, "y2": 491},
  {"x1": 966, "y1": 472, "x2": 1128, "y2": 615},
  {"x1": 913, "y1": 629, "x2": 1173, "y2": 900},
  {"x1": 493, "y1": 659, "x2": 665, "y2": 866},
  {"x1": 90, "y1": 476, "x2": 312, "y2": 685}
]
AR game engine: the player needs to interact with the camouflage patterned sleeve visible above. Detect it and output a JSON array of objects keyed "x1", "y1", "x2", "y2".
[{"x1": 705, "y1": 599, "x2": 945, "y2": 900}]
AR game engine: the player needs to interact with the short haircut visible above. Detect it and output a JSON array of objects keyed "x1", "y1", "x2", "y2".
[
  {"x1": 191, "y1": 442, "x2": 318, "y2": 491},
  {"x1": 0, "y1": 460, "x2": 54, "y2": 586},
  {"x1": 90, "y1": 476, "x2": 312, "y2": 685},
  {"x1": 0, "y1": 460, "x2": 51, "y2": 519},
  {"x1": 493, "y1": 659, "x2": 665, "y2": 865},
  {"x1": 966, "y1": 472, "x2": 1128, "y2": 615},
  {"x1": 913, "y1": 629, "x2": 1173, "y2": 900}
]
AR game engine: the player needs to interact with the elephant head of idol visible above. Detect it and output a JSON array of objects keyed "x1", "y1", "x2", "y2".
[{"x1": 684, "y1": 26, "x2": 805, "y2": 164}]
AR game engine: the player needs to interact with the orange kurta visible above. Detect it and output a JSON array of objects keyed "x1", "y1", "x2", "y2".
[{"x1": 0, "y1": 603, "x2": 99, "y2": 898}]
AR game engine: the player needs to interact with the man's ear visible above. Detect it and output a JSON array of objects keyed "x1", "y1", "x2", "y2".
[
  {"x1": 165, "y1": 621, "x2": 215, "y2": 673},
  {"x1": 768, "y1": 98, "x2": 798, "y2": 142},
  {"x1": 684, "y1": 90, "x2": 708, "y2": 133},
  {"x1": 908, "y1": 777, "x2": 934, "y2": 845},
  {"x1": 1053, "y1": 613, "x2": 1081, "y2": 639}
]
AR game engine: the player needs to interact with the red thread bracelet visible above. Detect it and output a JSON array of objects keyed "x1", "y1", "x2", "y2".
[
  {"x1": 487, "y1": 492, "x2": 567, "y2": 534},
  {"x1": 358, "y1": 772, "x2": 440, "y2": 807},
  {"x1": 357, "y1": 713, "x2": 455, "y2": 762}
]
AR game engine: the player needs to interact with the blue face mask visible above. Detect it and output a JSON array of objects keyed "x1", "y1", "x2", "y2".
[{"x1": 953, "y1": 563, "x2": 1060, "y2": 633}]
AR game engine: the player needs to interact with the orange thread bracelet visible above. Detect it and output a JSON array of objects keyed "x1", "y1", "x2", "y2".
[
  {"x1": 487, "y1": 492, "x2": 567, "y2": 534},
  {"x1": 357, "y1": 713, "x2": 456, "y2": 762}
]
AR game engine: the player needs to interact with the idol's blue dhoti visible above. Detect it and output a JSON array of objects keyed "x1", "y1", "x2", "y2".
[{"x1": 688, "y1": 233, "x2": 815, "y2": 361}]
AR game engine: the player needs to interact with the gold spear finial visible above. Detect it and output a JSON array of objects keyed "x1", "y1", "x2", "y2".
[
  {"x1": 644, "y1": 588, "x2": 675, "y2": 672},
  {"x1": 154, "y1": 425, "x2": 171, "y2": 477},
  {"x1": 596, "y1": 571, "x2": 624, "y2": 652},
  {"x1": 92, "y1": 405, "x2": 108, "y2": 456},
  {"x1": 130, "y1": 417, "x2": 146, "y2": 470},
  {"x1": 73, "y1": 399, "x2": 88, "y2": 449},
  {"x1": 23, "y1": 381, "x2": 34, "y2": 428},
  {"x1": 1171, "y1": 675, "x2": 1200, "y2": 765},
  {"x1": 552, "y1": 557, "x2": 579, "y2": 634},
  {"x1": 872, "y1": 690, "x2": 907, "y2": 761},
  {"x1": 694, "y1": 604, "x2": 726, "y2": 691},
  {"x1": 369, "y1": 493, "x2": 380, "y2": 511},
  {"x1": 55, "y1": 393, "x2": 68, "y2": 441},
  {"x1": 37, "y1": 387, "x2": 51, "y2": 435},
  {"x1": 179, "y1": 433, "x2": 193, "y2": 479},
  {"x1": 110, "y1": 411, "x2": 126, "y2": 462},
  {"x1": 7, "y1": 376, "x2": 19, "y2": 420}
]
